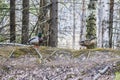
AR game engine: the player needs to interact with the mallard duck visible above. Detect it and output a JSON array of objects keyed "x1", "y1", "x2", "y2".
[
  {"x1": 28, "y1": 33, "x2": 43, "y2": 59},
  {"x1": 79, "y1": 37, "x2": 97, "y2": 49},
  {"x1": 28, "y1": 33, "x2": 43, "y2": 47}
]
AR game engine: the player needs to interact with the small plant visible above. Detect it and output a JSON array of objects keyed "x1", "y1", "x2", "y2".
[
  {"x1": 0, "y1": 35, "x2": 6, "y2": 42},
  {"x1": 9, "y1": 77, "x2": 15, "y2": 80},
  {"x1": 115, "y1": 72, "x2": 120, "y2": 80}
]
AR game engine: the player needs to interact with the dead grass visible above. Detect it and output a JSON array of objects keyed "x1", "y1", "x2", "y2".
[
  {"x1": 0, "y1": 46, "x2": 120, "y2": 80},
  {"x1": 72, "y1": 48, "x2": 120, "y2": 57},
  {"x1": 0, "y1": 46, "x2": 120, "y2": 58}
]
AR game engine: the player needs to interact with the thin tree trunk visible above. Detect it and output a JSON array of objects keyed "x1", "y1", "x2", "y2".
[
  {"x1": 109, "y1": 0, "x2": 114, "y2": 48},
  {"x1": 73, "y1": 0, "x2": 75, "y2": 49},
  {"x1": 10, "y1": 0, "x2": 16, "y2": 42},
  {"x1": 80, "y1": 0, "x2": 86, "y2": 41},
  {"x1": 36, "y1": 0, "x2": 46, "y2": 34},
  {"x1": 22, "y1": 0, "x2": 29, "y2": 44},
  {"x1": 49, "y1": 0, "x2": 58, "y2": 47},
  {"x1": 97, "y1": 0, "x2": 103, "y2": 48}
]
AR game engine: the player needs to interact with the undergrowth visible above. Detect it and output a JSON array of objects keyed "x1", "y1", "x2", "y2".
[{"x1": 0, "y1": 46, "x2": 120, "y2": 58}]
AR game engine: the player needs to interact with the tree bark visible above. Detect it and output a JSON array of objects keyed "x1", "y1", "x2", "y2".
[
  {"x1": 36, "y1": 0, "x2": 46, "y2": 34},
  {"x1": 21, "y1": 0, "x2": 29, "y2": 44},
  {"x1": 97, "y1": 0, "x2": 103, "y2": 48},
  {"x1": 10, "y1": 0, "x2": 16, "y2": 43},
  {"x1": 49, "y1": 0, "x2": 58, "y2": 47},
  {"x1": 80, "y1": 0, "x2": 86, "y2": 41},
  {"x1": 73, "y1": 0, "x2": 75, "y2": 49},
  {"x1": 109, "y1": 0, "x2": 114, "y2": 48}
]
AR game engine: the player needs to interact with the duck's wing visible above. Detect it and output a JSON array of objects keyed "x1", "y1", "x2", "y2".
[{"x1": 28, "y1": 37, "x2": 39, "y2": 44}]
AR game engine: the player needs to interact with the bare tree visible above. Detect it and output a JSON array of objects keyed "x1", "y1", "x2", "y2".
[
  {"x1": 10, "y1": 0, "x2": 16, "y2": 42},
  {"x1": 97, "y1": 0, "x2": 103, "y2": 48},
  {"x1": 80, "y1": 0, "x2": 86, "y2": 41},
  {"x1": 109, "y1": 0, "x2": 114, "y2": 48},
  {"x1": 72, "y1": 0, "x2": 75, "y2": 49},
  {"x1": 49, "y1": 0, "x2": 58, "y2": 47},
  {"x1": 37, "y1": 0, "x2": 46, "y2": 34},
  {"x1": 21, "y1": 0, "x2": 29, "y2": 44}
]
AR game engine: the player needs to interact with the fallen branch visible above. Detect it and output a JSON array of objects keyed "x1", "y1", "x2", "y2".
[
  {"x1": 0, "y1": 42, "x2": 27, "y2": 46},
  {"x1": 9, "y1": 49, "x2": 15, "y2": 58},
  {"x1": 33, "y1": 47, "x2": 42, "y2": 59},
  {"x1": 98, "y1": 66, "x2": 110, "y2": 74},
  {"x1": 93, "y1": 66, "x2": 110, "y2": 80},
  {"x1": 43, "y1": 49, "x2": 59, "y2": 63}
]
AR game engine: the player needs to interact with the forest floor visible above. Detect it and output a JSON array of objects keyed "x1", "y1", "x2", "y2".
[{"x1": 0, "y1": 45, "x2": 120, "y2": 80}]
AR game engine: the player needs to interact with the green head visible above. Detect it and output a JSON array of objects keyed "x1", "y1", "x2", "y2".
[{"x1": 38, "y1": 33, "x2": 42, "y2": 38}]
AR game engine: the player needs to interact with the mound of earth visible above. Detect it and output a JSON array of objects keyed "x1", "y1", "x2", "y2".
[{"x1": 0, "y1": 46, "x2": 120, "y2": 80}]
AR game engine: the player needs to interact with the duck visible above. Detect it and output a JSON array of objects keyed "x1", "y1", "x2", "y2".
[
  {"x1": 79, "y1": 37, "x2": 97, "y2": 49},
  {"x1": 28, "y1": 32, "x2": 43, "y2": 47},
  {"x1": 28, "y1": 32, "x2": 43, "y2": 59}
]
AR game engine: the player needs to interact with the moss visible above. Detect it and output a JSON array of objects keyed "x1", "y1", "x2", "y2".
[
  {"x1": 72, "y1": 49, "x2": 90, "y2": 57},
  {"x1": 1, "y1": 46, "x2": 120, "y2": 58},
  {"x1": 9, "y1": 77, "x2": 15, "y2": 80},
  {"x1": 12, "y1": 48, "x2": 28, "y2": 57},
  {"x1": 115, "y1": 72, "x2": 120, "y2": 80},
  {"x1": 72, "y1": 48, "x2": 120, "y2": 57},
  {"x1": 0, "y1": 35, "x2": 6, "y2": 42}
]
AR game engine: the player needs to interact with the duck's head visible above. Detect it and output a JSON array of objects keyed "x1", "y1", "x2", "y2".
[{"x1": 38, "y1": 32, "x2": 42, "y2": 38}]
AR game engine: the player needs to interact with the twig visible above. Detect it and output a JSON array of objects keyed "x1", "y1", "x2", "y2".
[
  {"x1": 0, "y1": 42, "x2": 27, "y2": 46},
  {"x1": 93, "y1": 73, "x2": 101, "y2": 80},
  {"x1": 9, "y1": 49, "x2": 15, "y2": 58},
  {"x1": 93, "y1": 66, "x2": 110, "y2": 80},
  {"x1": 33, "y1": 47, "x2": 42, "y2": 59},
  {"x1": 43, "y1": 49, "x2": 59, "y2": 63},
  {"x1": 50, "y1": 49, "x2": 59, "y2": 57},
  {"x1": 98, "y1": 66, "x2": 110, "y2": 74},
  {"x1": 2, "y1": 49, "x2": 15, "y2": 64},
  {"x1": 86, "y1": 51, "x2": 90, "y2": 60}
]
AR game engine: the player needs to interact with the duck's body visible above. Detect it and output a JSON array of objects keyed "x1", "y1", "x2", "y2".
[
  {"x1": 79, "y1": 37, "x2": 97, "y2": 49},
  {"x1": 28, "y1": 36, "x2": 43, "y2": 46},
  {"x1": 28, "y1": 33, "x2": 43, "y2": 46},
  {"x1": 29, "y1": 36, "x2": 39, "y2": 45}
]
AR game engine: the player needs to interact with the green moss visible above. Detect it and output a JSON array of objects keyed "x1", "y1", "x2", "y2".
[
  {"x1": 1, "y1": 46, "x2": 120, "y2": 58},
  {"x1": 12, "y1": 47, "x2": 35, "y2": 57},
  {"x1": 9, "y1": 77, "x2": 15, "y2": 80},
  {"x1": 72, "y1": 48, "x2": 120, "y2": 57},
  {"x1": 0, "y1": 35, "x2": 6, "y2": 42},
  {"x1": 13, "y1": 48, "x2": 27, "y2": 57},
  {"x1": 115, "y1": 72, "x2": 120, "y2": 80},
  {"x1": 72, "y1": 49, "x2": 90, "y2": 57}
]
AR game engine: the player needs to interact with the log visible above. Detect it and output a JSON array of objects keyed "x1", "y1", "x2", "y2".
[{"x1": 0, "y1": 42, "x2": 27, "y2": 46}]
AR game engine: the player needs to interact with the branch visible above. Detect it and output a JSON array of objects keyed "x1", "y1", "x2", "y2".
[
  {"x1": 93, "y1": 66, "x2": 110, "y2": 80},
  {"x1": 0, "y1": 43, "x2": 27, "y2": 46},
  {"x1": 29, "y1": 18, "x2": 51, "y2": 38}
]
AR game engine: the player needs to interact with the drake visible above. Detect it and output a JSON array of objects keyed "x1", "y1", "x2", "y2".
[
  {"x1": 28, "y1": 32, "x2": 43, "y2": 47},
  {"x1": 79, "y1": 37, "x2": 97, "y2": 49},
  {"x1": 28, "y1": 32, "x2": 43, "y2": 59}
]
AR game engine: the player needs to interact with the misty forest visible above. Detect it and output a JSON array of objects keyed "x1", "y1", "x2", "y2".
[{"x1": 0, "y1": 0, "x2": 120, "y2": 80}]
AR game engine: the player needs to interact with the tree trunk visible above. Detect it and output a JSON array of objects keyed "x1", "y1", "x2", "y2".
[
  {"x1": 10, "y1": 0, "x2": 16, "y2": 43},
  {"x1": 109, "y1": 0, "x2": 114, "y2": 48},
  {"x1": 80, "y1": 0, "x2": 86, "y2": 41},
  {"x1": 97, "y1": 0, "x2": 103, "y2": 48},
  {"x1": 49, "y1": 0, "x2": 58, "y2": 47},
  {"x1": 36, "y1": 0, "x2": 46, "y2": 34},
  {"x1": 21, "y1": 0, "x2": 29, "y2": 44},
  {"x1": 73, "y1": 0, "x2": 75, "y2": 49}
]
